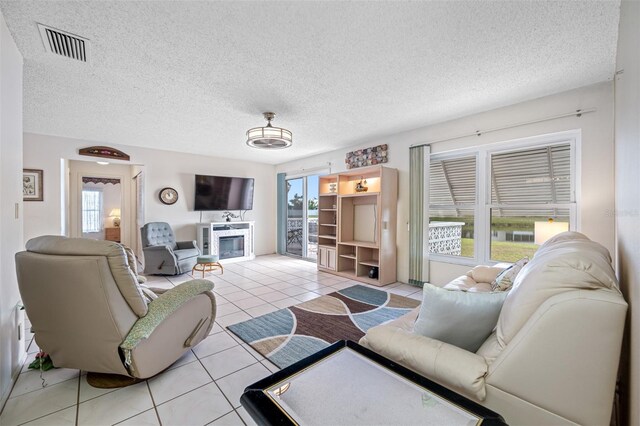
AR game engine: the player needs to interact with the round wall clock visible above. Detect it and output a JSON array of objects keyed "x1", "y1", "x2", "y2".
[{"x1": 159, "y1": 187, "x2": 178, "y2": 205}]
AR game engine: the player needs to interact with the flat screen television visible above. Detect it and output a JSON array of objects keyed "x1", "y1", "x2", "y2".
[{"x1": 194, "y1": 175, "x2": 255, "y2": 211}]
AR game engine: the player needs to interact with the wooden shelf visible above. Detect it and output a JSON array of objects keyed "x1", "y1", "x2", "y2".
[
  {"x1": 340, "y1": 240, "x2": 378, "y2": 248},
  {"x1": 320, "y1": 223, "x2": 336, "y2": 227},
  {"x1": 318, "y1": 243, "x2": 336, "y2": 249},
  {"x1": 339, "y1": 192, "x2": 380, "y2": 198},
  {"x1": 359, "y1": 259, "x2": 379, "y2": 267},
  {"x1": 340, "y1": 268, "x2": 356, "y2": 275},
  {"x1": 318, "y1": 234, "x2": 337, "y2": 239},
  {"x1": 339, "y1": 254, "x2": 357, "y2": 260},
  {"x1": 320, "y1": 209, "x2": 337, "y2": 212},
  {"x1": 319, "y1": 193, "x2": 338, "y2": 197}
]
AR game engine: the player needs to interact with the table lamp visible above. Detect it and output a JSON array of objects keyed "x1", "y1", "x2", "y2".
[
  {"x1": 109, "y1": 208, "x2": 121, "y2": 227},
  {"x1": 534, "y1": 218, "x2": 568, "y2": 245}
]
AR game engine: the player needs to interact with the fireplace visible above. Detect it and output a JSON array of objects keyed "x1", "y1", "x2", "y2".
[
  {"x1": 196, "y1": 221, "x2": 255, "y2": 263},
  {"x1": 219, "y1": 235, "x2": 245, "y2": 260}
]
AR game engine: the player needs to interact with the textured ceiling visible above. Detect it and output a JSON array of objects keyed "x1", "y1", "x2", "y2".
[{"x1": 0, "y1": 1, "x2": 620, "y2": 164}]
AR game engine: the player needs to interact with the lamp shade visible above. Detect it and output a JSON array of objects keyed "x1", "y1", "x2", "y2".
[
  {"x1": 534, "y1": 220, "x2": 569, "y2": 245},
  {"x1": 108, "y1": 209, "x2": 121, "y2": 217}
]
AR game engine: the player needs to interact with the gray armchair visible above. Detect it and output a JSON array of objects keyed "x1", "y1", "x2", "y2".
[{"x1": 141, "y1": 222, "x2": 200, "y2": 275}]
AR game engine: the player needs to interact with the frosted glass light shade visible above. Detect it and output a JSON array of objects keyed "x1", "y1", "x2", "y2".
[
  {"x1": 246, "y1": 112, "x2": 293, "y2": 149},
  {"x1": 534, "y1": 220, "x2": 569, "y2": 245},
  {"x1": 246, "y1": 126, "x2": 293, "y2": 149}
]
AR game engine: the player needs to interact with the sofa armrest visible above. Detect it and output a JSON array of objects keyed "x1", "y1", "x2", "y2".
[
  {"x1": 120, "y1": 279, "x2": 214, "y2": 365},
  {"x1": 360, "y1": 323, "x2": 488, "y2": 401},
  {"x1": 176, "y1": 240, "x2": 198, "y2": 251}
]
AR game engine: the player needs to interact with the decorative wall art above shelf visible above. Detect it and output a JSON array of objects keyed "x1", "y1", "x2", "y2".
[{"x1": 79, "y1": 146, "x2": 130, "y2": 161}]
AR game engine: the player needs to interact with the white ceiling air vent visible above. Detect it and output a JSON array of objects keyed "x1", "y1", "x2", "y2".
[{"x1": 37, "y1": 23, "x2": 90, "y2": 63}]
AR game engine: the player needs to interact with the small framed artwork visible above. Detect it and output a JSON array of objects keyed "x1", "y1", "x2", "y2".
[{"x1": 23, "y1": 169, "x2": 43, "y2": 201}]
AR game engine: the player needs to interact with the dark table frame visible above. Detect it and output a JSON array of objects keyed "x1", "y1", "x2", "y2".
[{"x1": 241, "y1": 340, "x2": 506, "y2": 426}]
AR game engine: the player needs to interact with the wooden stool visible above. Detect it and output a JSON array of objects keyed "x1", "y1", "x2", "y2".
[{"x1": 192, "y1": 255, "x2": 224, "y2": 278}]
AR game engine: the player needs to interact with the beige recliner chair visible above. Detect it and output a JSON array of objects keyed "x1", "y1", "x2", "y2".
[
  {"x1": 361, "y1": 232, "x2": 627, "y2": 425},
  {"x1": 15, "y1": 236, "x2": 216, "y2": 379}
]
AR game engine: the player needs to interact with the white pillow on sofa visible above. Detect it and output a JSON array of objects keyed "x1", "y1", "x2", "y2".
[{"x1": 414, "y1": 284, "x2": 508, "y2": 352}]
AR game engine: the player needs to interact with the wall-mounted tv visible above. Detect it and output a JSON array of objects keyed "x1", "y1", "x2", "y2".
[{"x1": 194, "y1": 175, "x2": 255, "y2": 211}]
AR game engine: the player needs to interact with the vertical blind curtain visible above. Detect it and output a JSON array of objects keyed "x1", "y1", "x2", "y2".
[
  {"x1": 276, "y1": 173, "x2": 287, "y2": 254},
  {"x1": 409, "y1": 145, "x2": 430, "y2": 286}
]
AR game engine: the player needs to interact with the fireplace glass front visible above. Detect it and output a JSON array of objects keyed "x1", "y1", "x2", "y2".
[{"x1": 219, "y1": 235, "x2": 245, "y2": 260}]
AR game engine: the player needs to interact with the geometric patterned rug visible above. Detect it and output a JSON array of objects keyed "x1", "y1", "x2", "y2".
[{"x1": 226, "y1": 285, "x2": 420, "y2": 369}]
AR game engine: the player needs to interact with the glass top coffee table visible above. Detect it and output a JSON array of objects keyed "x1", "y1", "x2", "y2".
[{"x1": 241, "y1": 340, "x2": 506, "y2": 425}]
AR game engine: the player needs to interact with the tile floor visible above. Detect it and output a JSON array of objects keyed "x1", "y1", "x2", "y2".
[{"x1": 0, "y1": 254, "x2": 423, "y2": 426}]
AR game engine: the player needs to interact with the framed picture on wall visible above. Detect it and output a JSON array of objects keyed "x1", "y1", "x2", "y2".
[{"x1": 23, "y1": 169, "x2": 43, "y2": 201}]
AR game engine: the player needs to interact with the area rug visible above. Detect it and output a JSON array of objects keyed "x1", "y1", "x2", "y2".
[{"x1": 226, "y1": 285, "x2": 420, "y2": 369}]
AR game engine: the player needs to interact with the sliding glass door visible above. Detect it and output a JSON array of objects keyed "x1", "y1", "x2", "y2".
[{"x1": 285, "y1": 175, "x2": 319, "y2": 260}]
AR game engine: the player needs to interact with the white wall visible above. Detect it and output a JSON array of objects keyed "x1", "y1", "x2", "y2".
[
  {"x1": 0, "y1": 11, "x2": 23, "y2": 406},
  {"x1": 614, "y1": 1, "x2": 640, "y2": 424},
  {"x1": 277, "y1": 82, "x2": 615, "y2": 285},
  {"x1": 23, "y1": 133, "x2": 277, "y2": 256}
]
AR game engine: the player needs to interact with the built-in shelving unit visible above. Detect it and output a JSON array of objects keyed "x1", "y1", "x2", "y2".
[
  {"x1": 317, "y1": 177, "x2": 339, "y2": 271},
  {"x1": 316, "y1": 165, "x2": 398, "y2": 286}
]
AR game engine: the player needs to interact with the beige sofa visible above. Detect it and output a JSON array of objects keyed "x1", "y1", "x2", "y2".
[
  {"x1": 361, "y1": 232, "x2": 627, "y2": 425},
  {"x1": 15, "y1": 236, "x2": 216, "y2": 379}
]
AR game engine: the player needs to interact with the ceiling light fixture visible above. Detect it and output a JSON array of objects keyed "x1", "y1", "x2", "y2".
[{"x1": 246, "y1": 112, "x2": 292, "y2": 149}]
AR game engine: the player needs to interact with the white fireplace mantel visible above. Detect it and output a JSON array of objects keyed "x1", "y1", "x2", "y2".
[{"x1": 196, "y1": 221, "x2": 255, "y2": 263}]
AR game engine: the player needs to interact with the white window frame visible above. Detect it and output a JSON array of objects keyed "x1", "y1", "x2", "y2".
[
  {"x1": 428, "y1": 130, "x2": 581, "y2": 266},
  {"x1": 82, "y1": 189, "x2": 103, "y2": 233}
]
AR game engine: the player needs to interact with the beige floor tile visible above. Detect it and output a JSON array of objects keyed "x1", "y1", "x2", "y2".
[
  {"x1": 193, "y1": 330, "x2": 239, "y2": 358},
  {"x1": 216, "y1": 303, "x2": 241, "y2": 317},
  {"x1": 215, "y1": 311, "x2": 252, "y2": 328},
  {"x1": 232, "y1": 297, "x2": 266, "y2": 310},
  {"x1": 23, "y1": 406, "x2": 76, "y2": 426},
  {"x1": 245, "y1": 303, "x2": 279, "y2": 318},
  {"x1": 294, "y1": 291, "x2": 321, "y2": 302},
  {"x1": 210, "y1": 410, "x2": 244, "y2": 425},
  {"x1": 246, "y1": 286, "x2": 275, "y2": 296},
  {"x1": 313, "y1": 287, "x2": 337, "y2": 295},
  {"x1": 240, "y1": 343, "x2": 264, "y2": 361},
  {"x1": 0, "y1": 378, "x2": 78, "y2": 426},
  {"x1": 266, "y1": 282, "x2": 293, "y2": 291},
  {"x1": 236, "y1": 406, "x2": 258, "y2": 426},
  {"x1": 200, "y1": 345, "x2": 258, "y2": 380},
  {"x1": 223, "y1": 291, "x2": 254, "y2": 302},
  {"x1": 331, "y1": 281, "x2": 357, "y2": 290},
  {"x1": 233, "y1": 281, "x2": 263, "y2": 290},
  {"x1": 271, "y1": 297, "x2": 300, "y2": 309},
  {"x1": 77, "y1": 382, "x2": 153, "y2": 425},
  {"x1": 216, "y1": 363, "x2": 271, "y2": 408},
  {"x1": 156, "y1": 383, "x2": 232, "y2": 426},
  {"x1": 257, "y1": 290, "x2": 289, "y2": 303},
  {"x1": 261, "y1": 359, "x2": 280, "y2": 374},
  {"x1": 168, "y1": 349, "x2": 198, "y2": 371},
  {"x1": 279, "y1": 286, "x2": 309, "y2": 297},
  {"x1": 213, "y1": 286, "x2": 243, "y2": 296},
  {"x1": 116, "y1": 409, "x2": 159, "y2": 425},
  {"x1": 209, "y1": 323, "x2": 224, "y2": 335},
  {"x1": 148, "y1": 361, "x2": 212, "y2": 404},
  {"x1": 79, "y1": 374, "x2": 118, "y2": 403},
  {"x1": 11, "y1": 367, "x2": 79, "y2": 398}
]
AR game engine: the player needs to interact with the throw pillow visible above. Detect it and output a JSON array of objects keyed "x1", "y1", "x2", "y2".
[
  {"x1": 491, "y1": 257, "x2": 529, "y2": 291},
  {"x1": 414, "y1": 284, "x2": 508, "y2": 352}
]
